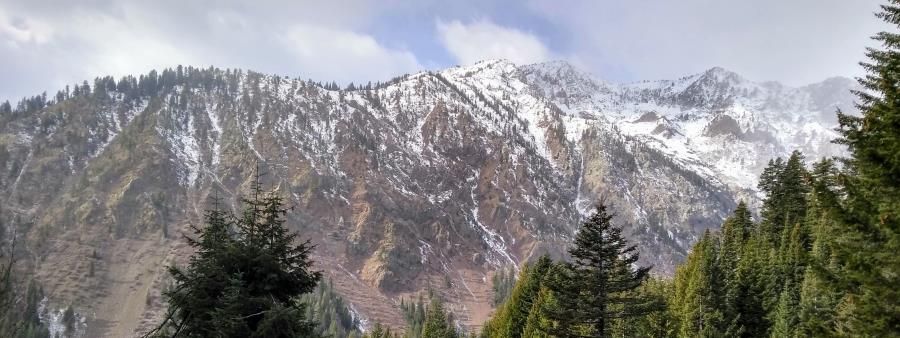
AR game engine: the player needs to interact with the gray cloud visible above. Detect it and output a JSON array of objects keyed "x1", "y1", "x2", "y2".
[
  {"x1": 528, "y1": 0, "x2": 889, "y2": 85},
  {"x1": 0, "y1": 0, "x2": 890, "y2": 101},
  {"x1": 0, "y1": 0, "x2": 422, "y2": 100}
]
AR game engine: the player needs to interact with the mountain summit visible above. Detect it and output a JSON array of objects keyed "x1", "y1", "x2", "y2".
[{"x1": 0, "y1": 60, "x2": 855, "y2": 334}]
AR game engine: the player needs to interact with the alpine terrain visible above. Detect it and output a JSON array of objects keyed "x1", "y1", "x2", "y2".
[{"x1": 0, "y1": 59, "x2": 856, "y2": 336}]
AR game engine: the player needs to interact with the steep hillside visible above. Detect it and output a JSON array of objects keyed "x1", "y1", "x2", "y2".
[{"x1": 0, "y1": 60, "x2": 854, "y2": 335}]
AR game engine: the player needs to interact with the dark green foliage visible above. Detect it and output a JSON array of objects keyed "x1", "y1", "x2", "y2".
[
  {"x1": 300, "y1": 279, "x2": 361, "y2": 337},
  {"x1": 421, "y1": 298, "x2": 457, "y2": 338},
  {"x1": 519, "y1": 287, "x2": 556, "y2": 338},
  {"x1": 480, "y1": 256, "x2": 553, "y2": 338},
  {"x1": 665, "y1": 155, "x2": 815, "y2": 338},
  {"x1": 0, "y1": 220, "x2": 50, "y2": 338},
  {"x1": 611, "y1": 278, "x2": 676, "y2": 338},
  {"x1": 400, "y1": 294, "x2": 458, "y2": 338},
  {"x1": 758, "y1": 151, "x2": 810, "y2": 244},
  {"x1": 821, "y1": 2, "x2": 900, "y2": 335},
  {"x1": 62, "y1": 306, "x2": 76, "y2": 335},
  {"x1": 671, "y1": 231, "x2": 725, "y2": 337},
  {"x1": 0, "y1": 280, "x2": 51, "y2": 338},
  {"x1": 482, "y1": 204, "x2": 660, "y2": 338},
  {"x1": 365, "y1": 322, "x2": 400, "y2": 338},
  {"x1": 796, "y1": 160, "x2": 844, "y2": 337},
  {"x1": 151, "y1": 184, "x2": 322, "y2": 337},
  {"x1": 400, "y1": 295, "x2": 427, "y2": 337},
  {"x1": 490, "y1": 267, "x2": 516, "y2": 307},
  {"x1": 543, "y1": 203, "x2": 659, "y2": 337}
]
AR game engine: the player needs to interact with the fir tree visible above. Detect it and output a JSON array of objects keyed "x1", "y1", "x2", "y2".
[
  {"x1": 480, "y1": 255, "x2": 552, "y2": 338},
  {"x1": 824, "y1": 1, "x2": 900, "y2": 335},
  {"x1": 769, "y1": 287, "x2": 800, "y2": 338},
  {"x1": 520, "y1": 287, "x2": 557, "y2": 338},
  {"x1": 421, "y1": 298, "x2": 457, "y2": 338},
  {"x1": 729, "y1": 231, "x2": 772, "y2": 338},
  {"x1": 719, "y1": 202, "x2": 753, "y2": 333},
  {"x1": 543, "y1": 203, "x2": 660, "y2": 337},
  {"x1": 613, "y1": 279, "x2": 676, "y2": 338},
  {"x1": 759, "y1": 151, "x2": 810, "y2": 245},
  {"x1": 672, "y1": 231, "x2": 724, "y2": 338},
  {"x1": 149, "y1": 184, "x2": 322, "y2": 337},
  {"x1": 796, "y1": 160, "x2": 843, "y2": 336}
]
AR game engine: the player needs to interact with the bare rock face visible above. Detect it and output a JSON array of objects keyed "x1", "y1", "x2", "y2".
[
  {"x1": 703, "y1": 115, "x2": 744, "y2": 139},
  {"x1": 0, "y1": 60, "x2": 855, "y2": 334}
]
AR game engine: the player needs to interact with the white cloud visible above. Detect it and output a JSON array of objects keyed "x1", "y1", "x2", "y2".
[
  {"x1": 528, "y1": 0, "x2": 888, "y2": 85},
  {"x1": 71, "y1": 9, "x2": 195, "y2": 79},
  {"x1": 437, "y1": 19, "x2": 552, "y2": 65},
  {"x1": 0, "y1": 7, "x2": 53, "y2": 46},
  {"x1": 281, "y1": 24, "x2": 423, "y2": 83},
  {"x1": 0, "y1": 0, "x2": 421, "y2": 100}
]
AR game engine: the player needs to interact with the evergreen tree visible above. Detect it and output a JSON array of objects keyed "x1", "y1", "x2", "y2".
[
  {"x1": 480, "y1": 255, "x2": 552, "y2": 338},
  {"x1": 796, "y1": 160, "x2": 843, "y2": 336},
  {"x1": 369, "y1": 323, "x2": 386, "y2": 338},
  {"x1": 759, "y1": 151, "x2": 809, "y2": 245},
  {"x1": 769, "y1": 287, "x2": 800, "y2": 338},
  {"x1": 300, "y1": 279, "x2": 362, "y2": 337},
  {"x1": 401, "y1": 295, "x2": 427, "y2": 337},
  {"x1": 520, "y1": 287, "x2": 557, "y2": 338},
  {"x1": 671, "y1": 231, "x2": 724, "y2": 338},
  {"x1": 719, "y1": 202, "x2": 753, "y2": 333},
  {"x1": 150, "y1": 185, "x2": 322, "y2": 337},
  {"x1": 613, "y1": 279, "x2": 675, "y2": 338},
  {"x1": 421, "y1": 298, "x2": 457, "y2": 338},
  {"x1": 490, "y1": 267, "x2": 516, "y2": 307},
  {"x1": 824, "y1": 1, "x2": 900, "y2": 334},
  {"x1": 729, "y1": 231, "x2": 772, "y2": 338},
  {"x1": 543, "y1": 203, "x2": 659, "y2": 337}
]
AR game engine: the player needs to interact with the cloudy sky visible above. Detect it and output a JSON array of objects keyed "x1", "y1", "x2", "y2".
[{"x1": 0, "y1": 0, "x2": 888, "y2": 101}]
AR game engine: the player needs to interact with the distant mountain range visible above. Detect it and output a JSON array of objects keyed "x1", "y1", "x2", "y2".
[{"x1": 0, "y1": 59, "x2": 856, "y2": 335}]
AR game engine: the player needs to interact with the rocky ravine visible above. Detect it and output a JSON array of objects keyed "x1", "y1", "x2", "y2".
[{"x1": 0, "y1": 60, "x2": 854, "y2": 335}]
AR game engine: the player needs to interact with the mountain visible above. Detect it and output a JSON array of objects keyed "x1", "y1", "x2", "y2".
[{"x1": 0, "y1": 60, "x2": 855, "y2": 335}]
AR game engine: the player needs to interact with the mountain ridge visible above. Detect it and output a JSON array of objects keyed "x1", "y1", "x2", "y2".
[{"x1": 0, "y1": 59, "x2": 855, "y2": 335}]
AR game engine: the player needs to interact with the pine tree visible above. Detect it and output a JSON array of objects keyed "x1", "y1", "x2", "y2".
[
  {"x1": 672, "y1": 231, "x2": 724, "y2": 338},
  {"x1": 490, "y1": 267, "x2": 516, "y2": 306},
  {"x1": 369, "y1": 323, "x2": 386, "y2": 338},
  {"x1": 614, "y1": 279, "x2": 675, "y2": 338},
  {"x1": 726, "y1": 231, "x2": 771, "y2": 338},
  {"x1": 769, "y1": 287, "x2": 800, "y2": 338},
  {"x1": 719, "y1": 202, "x2": 753, "y2": 333},
  {"x1": 543, "y1": 203, "x2": 660, "y2": 337},
  {"x1": 520, "y1": 287, "x2": 557, "y2": 338},
  {"x1": 421, "y1": 298, "x2": 457, "y2": 338},
  {"x1": 759, "y1": 151, "x2": 809, "y2": 245},
  {"x1": 796, "y1": 160, "x2": 843, "y2": 336},
  {"x1": 150, "y1": 185, "x2": 322, "y2": 337},
  {"x1": 301, "y1": 279, "x2": 361, "y2": 337},
  {"x1": 824, "y1": 1, "x2": 900, "y2": 335},
  {"x1": 481, "y1": 255, "x2": 552, "y2": 338}
]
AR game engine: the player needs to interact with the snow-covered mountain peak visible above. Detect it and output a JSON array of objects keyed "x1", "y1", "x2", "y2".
[
  {"x1": 443, "y1": 58, "x2": 519, "y2": 78},
  {"x1": 494, "y1": 60, "x2": 855, "y2": 194},
  {"x1": 700, "y1": 66, "x2": 745, "y2": 83}
]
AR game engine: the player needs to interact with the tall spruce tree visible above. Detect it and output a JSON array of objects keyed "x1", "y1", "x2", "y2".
[
  {"x1": 421, "y1": 298, "x2": 457, "y2": 338},
  {"x1": 825, "y1": 1, "x2": 900, "y2": 334},
  {"x1": 543, "y1": 203, "x2": 659, "y2": 337},
  {"x1": 759, "y1": 151, "x2": 810, "y2": 245},
  {"x1": 520, "y1": 287, "x2": 557, "y2": 338},
  {"x1": 612, "y1": 279, "x2": 676, "y2": 338},
  {"x1": 719, "y1": 202, "x2": 753, "y2": 335},
  {"x1": 671, "y1": 231, "x2": 725, "y2": 338},
  {"x1": 480, "y1": 255, "x2": 553, "y2": 338},
  {"x1": 796, "y1": 160, "x2": 844, "y2": 336},
  {"x1": 150, "y1": 184, "x2": 322, "y2": 337}
]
